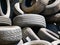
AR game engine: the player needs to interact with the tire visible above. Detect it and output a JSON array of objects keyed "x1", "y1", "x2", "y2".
[
  {"x1": 0, "y1": 0, "x2": 11, "y2": 25},
  {"x1": 0, "y1": 4, "x2": 1, "y2": 15},
  {"x1": 46, "y1": 13, "x2": 60, "y2": 23},
  {"x1": 0, "y1": 26, "x2": 22, "y2": 45},
  {"x1": 13, "y1": 14, "x2": 46, "y2": 28},
  {"x1": 22, "y1": 27, "x2": 40, "y2": 42},
  {"x1": 37, "y1": 28, "x2": 59, "y2": 42},
  {"x1": 0, "y1": 0, "x2": 10, "y2": 17},
  {"x1": 0, "y1": 16, "x2": 11, "y2": 26},
  {"x1": 52, "y1": 40, "x2": 60, "y2": 45},
  {"x1": 58, "y1": 31, "x2": 60, "y2": 39},
  {"x1": 41, "y1": 0, "x2": 60, "y2": 16},
  {"x1": 17, "y1": 40, "x2": 23, "y2": 45},
  {"x1": 20, "y1": 0, "x2": 46, "y2": 13},
  {"x1": 23, "y1": 40, "x2": 51, "y2": 45},
  {"x1": 14, "y1": 2, "x2": 24, "y2": 15}
]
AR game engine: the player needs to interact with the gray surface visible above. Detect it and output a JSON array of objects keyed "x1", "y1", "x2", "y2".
[
  {"x1": 41, "y1": 0, "x2": 60, "y2": 16},
  {"x1": 0, "y1": 26, "x2": 22, "y2": 45},
  {"x1": 13, "y1": 14, "x2": 46, "y2": 27}
]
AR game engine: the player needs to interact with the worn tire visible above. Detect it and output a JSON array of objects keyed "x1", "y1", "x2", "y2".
[
  {"x1": 21, "y1": 0, "x2": 46, "y2": 13},
  {"x1": 37, "y1": 28, "x2": 59, "y2": 42},
  {"x1": 41, "y1": 0, "x2": 60, "y2": 16},
  {"x1": 14, "y1": 2, "x2": 24, "y2": 15},
  {"x1": 52, "y1": 40, "x2": 60, "y2": 45},
  {"x1": 22, "y1": 27, "x2": 40, "y2": 42},
  {"x1": 13, "y1": 14, "x2": 46, "y2": 27},
  {"x1": 46, "y1": 13, "x2": 60, "y2": 23},
  {"x1": 23, "y1": 40, "x2": 51, "y2": 45},
  {"x1": 0, "y1": 26, "x2": 22, "y2": 45},
  {"x1": 0, "y1": 16, "x2": 11, "y2": 26},
  {"x1": 0, "y1": 0, "x2": 10, "y2": 16},
  {"x1": 0, "y1": 0, "x2": 11, "y2": 25},
  {"x1": 0, "y1": 4, "x2": 1, "y2": 15},
  {"x1": 17, "y1": 40, "x2": 23, "y2": 45},
  {"x1": 58, "y1": 31, "x2": 60, "y2": 39}
]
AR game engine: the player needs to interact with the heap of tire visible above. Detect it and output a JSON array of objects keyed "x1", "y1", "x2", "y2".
[{"x1": 0, "y1": 0, "x2": 60, "y2": 45}]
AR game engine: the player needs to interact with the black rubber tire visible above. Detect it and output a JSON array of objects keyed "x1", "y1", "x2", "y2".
[
  {"x1": 14, "y1": 2, "x2": 24, "y2": 15},
  {"x1": 52, "y1": 40, "x2": 60, "y2": 45},
  {"x1": 0, "y1": 16, "x2": 11, "y2": 26},
  {"x1": 0, "y1": 0, "x2": 10, "y2": 16},
  {"x1": 46, "y1": 13, "x2": 60, "y2": 23},
  {"x1": 13, "y1": 14, "x2": 46, "y2": 28},
  {"x1": 0, "y1": 4, "x2": 1, "y2": 15},
  {"x1": 37, "y1": 28, "x2": 59, "y2": 42},
  {"x1": 0, "y1": 0, "x2": 11, "y2": 25},
  {"x1": 41, "y1": 0, "x2": 60, "y2": 16},
  {"x1": 17, "y1": 40, "x2": 23, "y2": 45},
  {"x1": 23, "y1": 40, "x2": 51, "y2": 45},
  {"x1": 0, "y1": 26, "x2": 22, "y2": 45},
  {"x1": 22, "y1": 27, "x2": 40, "y2": 42},
  {"x1": 21, "y1": 0, "x2": 46, "y2": 13}
]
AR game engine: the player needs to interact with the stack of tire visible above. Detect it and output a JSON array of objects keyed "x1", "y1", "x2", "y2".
[
  {"x1": 0, "y1": 0, "x2": 22, "y2": 45},
  {"x1": 0, "y1": 0, "x2": 60, "y2": 45}
]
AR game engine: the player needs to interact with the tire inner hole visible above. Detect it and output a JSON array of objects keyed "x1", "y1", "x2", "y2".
[
  {"x1": 25, "y1": 0, "x2": 36, "y2": 7},
  {"x1": 0, "y1": 23, "x2": 10, "y2": 26},
  {"x1": 58, "y1": 44, "x2": 60, "y2": 45},
  {"x1": 1, "y1": 0, "x2": 7, "y2": 14},
  {"x1": 48, "y1": 0, "x2": 55, "y2": 5}
]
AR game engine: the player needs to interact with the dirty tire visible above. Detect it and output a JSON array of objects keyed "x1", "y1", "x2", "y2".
[
  {"x1": 23, "y1": 40, "x2": 51, "y2": 45},
  {"x1": 22, "y1": 27, "x2": 40, "y2": 42},
  {"x1": 52, "y1": 40, "x2": 60, "y2": 45},
  {"x1": 0, "y1": 16, "x2": 11, "y2": 25},
  {"x1": 0, "y1": 26, "x2": 22, "y2": 45},
  {"x1": 21, "y1": 0, "x2": 46, "y2": 13},
  {"x1": 13, "y1": 14, "x2": 46, "y2": 28},
  {"x1": 17, "y1": 40, "x2": 23, "y2": 45},
  {"x1": 41, "y1": 0, "x2": 60, "y2": 16},
  {"x1": 14, "y1": 2, "x2": 24, "y2": 15},
  {"x1": 37, "y1": 28, "x2": 59, "y2": 42},
  {"x1": 0, "y1": 0, "x2": 10, "y2": 16}
]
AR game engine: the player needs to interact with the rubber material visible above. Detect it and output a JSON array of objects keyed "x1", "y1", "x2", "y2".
[
  {"x1": 37, "y1": 28, "x2": 59, "y2": 42},
  {"x1": 52, "y1": 40, "x2": 60, "y2": 45},
  {"x1": 14, "y1": 2, "x2": 24, "y2": 15},
  {"x1": 1, "y1": 0, "x2": 10, "y2": 17},
  {"x1": 0, "y1": 16, "x2": 11, "y2": 26},
  {"x1": 17, "y1": 40, "x2": 23, "y2": 45},
  {"x1": 21, "y1": 0, "x2": 46, "y2": 13},
  {"x1": 22, "y1": 27, "x2": 40, "y2": 42},
  {"x1": 58, "y1": 31, "x2": 60, "y2": 39},
  {"x1": 23, "y1": 40, "x2": 51, "y2": 45},
  {"x1": 41, "y1": 0, "x2": 60, "y2": 16},
  {"x1": 0, "y1": 0, "x2": 11, "y2": 25},
  {"x1": 0, "y1": 26, "x2": 22, "y2": 45},
  {"x1": 13, "y1": 14, "x2": 46, "y2": 27},
  {"x1": 0, "y1": 5, "x2": 1, "y2": 15}
]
